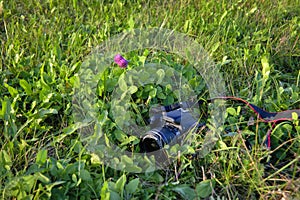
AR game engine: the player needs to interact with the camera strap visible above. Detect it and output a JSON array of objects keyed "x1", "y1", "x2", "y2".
[
  {"x1": 154, "y1": 96, "x2": 299, "y2": 149},
  {"x1": 208, "y1": 96, "x2": 300, "y2": 149}
]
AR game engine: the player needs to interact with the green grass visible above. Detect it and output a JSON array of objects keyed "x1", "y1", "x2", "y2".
[{"x1": 1, "y1": 0, "x2": 300, "y2": 199}]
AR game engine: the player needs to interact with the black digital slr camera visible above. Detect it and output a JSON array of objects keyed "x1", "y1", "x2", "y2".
[{"x1": 139, "y1": 101, "x2": 205, "y2": 152}]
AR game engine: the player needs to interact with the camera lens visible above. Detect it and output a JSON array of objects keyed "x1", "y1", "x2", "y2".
[
  {"x1": 140, "y1": 126, "x2": 180, "y2": 152},
  {"x1": 140, "y1": 132, "x2": 162, "y2": 152}
]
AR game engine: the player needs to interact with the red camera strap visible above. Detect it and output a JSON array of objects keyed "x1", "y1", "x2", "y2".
[{"x1": 210, "y1": 96, "x2": 300, "y2": 149}]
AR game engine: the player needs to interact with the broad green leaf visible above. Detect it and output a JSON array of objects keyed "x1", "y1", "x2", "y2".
[
  {"x1": 147, "y1": 172, "x2": 164, "y2": 182},
  {"x1": 56, "y1": 161, "x2": 64, "y2": 170},
  {"x1": 62, "y1": 123, "x2": 81, "y2": 135},
  {"x1": 172, "y1": 184, "x2": 196, "y2": 200},
  {"x1": 73, "y1": 140, "x2": 83, "y2": 153},
  {"x1": 69, "y1": 74, "x2": 80, "y2": 89},
  {"x1": 156, "y1": 69, "x2": 165, "y2": 84},
  {"x1": 226, "y1": 107, "x2": 236, "y2": 116},
  {"x1": 292, "y1": 112, "x2": 298, "y2": 121},
  {"x1": 217, "y1": 140, "x2": 227, "y2": 149},
  {"x1": 101, "y1": 181, "x2": 110, "y2": 200},
  {"x1": 196, "y1": 179, "x2": 215, "y2": 198},
  {"x1": 149, "y1": 88, "x2": 157, "y2": 98},
  {"x1": 0, "y1": 150, "x2": 12, "y2": 170},
  {"x1": 120, "y1": 135, "x2": 138, "y2": 146},
  {"x1": 128, "y1": 85, "x2": 138, "y2": 94},
  {"x1": 140, "y1": 71, "x2": 150, "y2": 83},
  {"x1": 36, "y1": 172, "x2": 50, "y2": 183},
  {"x1": 115, "y1": 174, "x2": 126, "y2": 195},
  {"x1": 39, "y1": 89, "x2": 53, "y2": 103},
  {"x1": 46, "y1": 181, "x2": 66, "y2": 191},
  {"x1": 157, "y1": 92, "x2": 166, "y2": 99},
  {"x1": 144, "y1": 84, "x2": 153, "y2": 92},
  {"x1": 114, "y1": 129, "x2": 127, "y2": 143},
  {"x1": 292, "y1": 112, "x2": 299, "y2": 125},
  {"x1": 19, "y1": 79, "x2": 32, "y2": 95},
  {"x1": 125, "y1": 164, "x2": 142, "y2": 173},
  {"x1": 139, "y1": 55, "x2": 147, "y2": 64},
  {"x1": 125, "y1": 178, "x2": 139, "y2": 194},
  {"x1": 118, "y1": 75, "x2": 127, "y2": 92},
  {"x1": 36, "y1": 149, "x2": 47, "y2": 166},
  {"x1": 164, "y1": 95, "x2": 174, "y2": 105},
  {"x1": 121, "y1": 155, "x2": 133, "y2": 165},
  {"x1": 106, "y1": 78, "x2": 118, "y2": 92},
  {"x1": 90, "y1": 153, "x2": 102, "y2": 165},
  {"x1": 22, "y1": 175, "x2": 36, "y2": 192},
  {"x1": 4, "y1": 83, "x2": 18, "y2": 97},
  {"x1": 1, "y1": 150, "x2": 12, "y2": 164},
  {"x1": 36, "y1": 108, "x2": 58, "y2": 119},
  {"x1": 109, "y1": 191, "x2": 121, "y2": 200},
  {"x1": 80, "y1": 169, "x2": 92, "y2": 182},
  {"x1": 72, "y1": 173, "x2": 77, "y2": 183}
]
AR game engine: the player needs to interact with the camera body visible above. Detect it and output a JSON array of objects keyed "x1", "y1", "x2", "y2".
[{"x1": 139, "y1": 101, "x2": 204, "y2": 152}]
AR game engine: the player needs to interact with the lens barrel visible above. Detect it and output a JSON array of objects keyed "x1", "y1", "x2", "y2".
[{"x1": 140, "y1": 126, "x2": 180, "y2": 152}]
